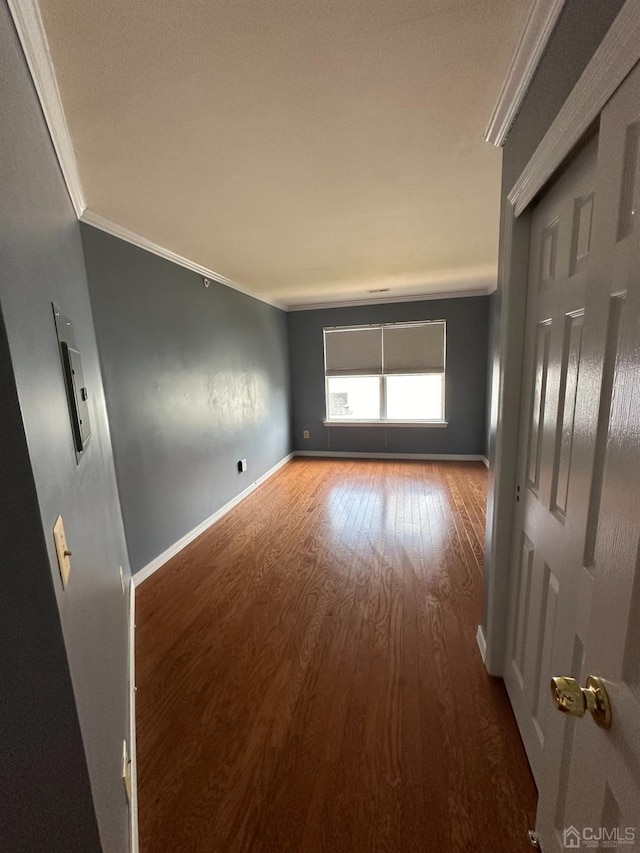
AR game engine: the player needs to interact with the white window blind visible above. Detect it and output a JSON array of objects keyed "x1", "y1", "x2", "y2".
[
  {"x1": 383, "y1": 321, "x2": 445, "y2": 374},
  {"x1": 324, "y1": 326, "x2": 383, "y2": 376},
  {"x1": 324, "y1": 321, "x2": 445, "y2": 376}
]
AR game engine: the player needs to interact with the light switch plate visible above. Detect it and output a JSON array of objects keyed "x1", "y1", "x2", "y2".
[{"x1": 53, "y1": 515, "x2": 71, "y2": 588}]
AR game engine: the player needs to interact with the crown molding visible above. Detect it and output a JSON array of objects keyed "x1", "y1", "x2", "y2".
[
  {"x1": 8, "y1": 0, "x2": 86, "y2": 217},
  {"x1": 286, "y1": 287, "x2": 494, "y2": 312},
  {"x1": 508, "y1": 0, "x2": 640, "y2": 216},
  {"x1": 80, "y1": 210, "x2": 285, "y2": 310},
  {"x1": 485, "y1": 0, "x2": 566, "y2": 147}
]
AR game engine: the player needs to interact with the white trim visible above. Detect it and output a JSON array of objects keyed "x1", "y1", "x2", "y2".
[
  {"x1": 482, "y1": 456, "x2": 489, "y2": 468},
  {"x1": 80, "y1": 210, "x2": 285, "y2": 310},
  {"x1": 485, "y1": 0, "x2": 566, "y2": 147},
  {"x1": 133, "y1": 454, "x2": 293, "y2": 586},
  {"x1": 483, "y1": 203, "x2": 530, "y2": 676},
  {"x1": 323, "y1": 420, "x2": 448, "y2": 428},
  {"x1": 508, "y1": 0, "x2": 640, "y2": 214},
  {"x1": 287, "y1": 288, "x2": 493, "y2": 312},
  {"x1": 128, "y1": 579, "x2": 139, "y2": 853},
  {"x1": 294, "y1": 451, "x2": 486, "y2": 462},
  {"x1": 7, "y1": 0, "x2": 86, "y2": 217},
  {"x1": 476, "y1": 625, "x2": 487, "y2": 663}
]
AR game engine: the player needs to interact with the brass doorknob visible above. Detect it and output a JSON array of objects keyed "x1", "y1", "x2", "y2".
[{"x1": 550, "y1": 675, "x2": 612, "y2": 729}]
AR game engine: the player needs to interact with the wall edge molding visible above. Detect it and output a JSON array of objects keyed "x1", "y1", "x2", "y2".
[
  {"x1": 7, "y1": 0, "x2": 86, "y2": 217},
  {"x1": 485, "y1": 0, "x2": 567, "y2": 147},
  {"x1": 508, "y1": 0, "x2": 640, "y2": 214},
  {"x1": 476, "y1": 625, "x2": 488, "y2": 663},
  {"x1": 127, "y1": 580, "x2": 139, "y2": 853},
  {"x1": 287, "y1": 288, "x2": 493, "y2": 312},
  {"x1": 80, "y1": 210, "x2": 285, "y2": 310},
  {"x1": 133, "y1": 453, "x2": 294, "y2": 586},
  {"x1": 294, "y1": 451, "x2": 487, "y2": 461}
]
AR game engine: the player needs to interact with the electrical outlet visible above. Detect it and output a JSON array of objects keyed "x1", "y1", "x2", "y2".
[
  {"x1": 303, "y1": 430, "x2": 310, "y2": 439},
  {"x1": 238, "y1": 459, "x2": 247, "y2": 473}
]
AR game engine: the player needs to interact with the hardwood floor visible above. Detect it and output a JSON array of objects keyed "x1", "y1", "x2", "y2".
[{"x1": 136, "y1": 459, "x2": 537, "y2": 852}]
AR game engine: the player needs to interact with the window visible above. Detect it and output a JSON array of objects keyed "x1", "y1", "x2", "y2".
[{"x1": 323, "y1": 320, "x2": 446, "y2": 425}]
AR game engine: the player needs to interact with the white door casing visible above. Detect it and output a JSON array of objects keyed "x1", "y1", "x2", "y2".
[{"x1": 504, "y1": 62, "x2": 640, "y2": 850}]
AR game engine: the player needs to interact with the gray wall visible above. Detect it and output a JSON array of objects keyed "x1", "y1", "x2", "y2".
[
  {"x1": 81, "y1": 226, "x2": 292, "y2": 574},
  {"x1": 0, "y1": 2, "x2": 133, "y2": 850},
  {"x1": 288, "y1": 296, "x2": 489, "y2": 455},
  {"x1": 483, "y1": 0, "x2": 625, "y2": 624},
  {"x1": 0, "y1": 307, "x2": 101, "y2": 851}
]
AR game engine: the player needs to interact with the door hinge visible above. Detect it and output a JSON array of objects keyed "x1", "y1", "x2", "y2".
[{"x1": 528, "y1": 829, "x2": 540, "y2": 848}]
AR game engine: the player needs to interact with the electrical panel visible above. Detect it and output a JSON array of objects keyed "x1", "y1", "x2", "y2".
[{"x1": 53, "y1": 304, "x2": 92, "y2": 461}]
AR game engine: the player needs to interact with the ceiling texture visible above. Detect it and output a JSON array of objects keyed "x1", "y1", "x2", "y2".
[{"x1": 36, "y1": 0, "x2": 532, "y2": 308}]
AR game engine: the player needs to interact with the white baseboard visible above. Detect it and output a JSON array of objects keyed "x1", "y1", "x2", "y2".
[
  {"x1": 476, "y1": 625, "x2": 487, "y2": 664},
  {"x1": 128, "y1": 579, "x2": 139, "y2": 853},
  {"x1": 294, "y1": 450, "x2": 487, "y2": 462},
  {"x1": 482, "y1": 455, "x2": 489, "y2": 468},
  {"x1": 133, "y1": 453, "x2": 294, "y2": 586}
]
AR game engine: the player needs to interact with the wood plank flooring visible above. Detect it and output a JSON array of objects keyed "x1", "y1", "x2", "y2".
[{"x1": 136, "y1": 459, "x2": 537, "y2": 852}]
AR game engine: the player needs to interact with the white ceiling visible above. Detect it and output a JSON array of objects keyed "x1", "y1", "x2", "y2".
[{"x1": 36, "y1": 0, "x2": 532, "y2": 308}]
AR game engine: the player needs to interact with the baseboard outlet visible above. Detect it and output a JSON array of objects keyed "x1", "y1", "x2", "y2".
[
  {"x1": 294, "y1": 450, "x2": 487, "y2": 462},
  {"x1": 133, "y1": 453, "x2": 294, "y2": 586},
  {"x1": 482, "y1": 456, "x2": 489, "y2": 468},
  {"x1": 128, "y1": 579, "x2": 139, "y2": 853},
  {"x1": 476, "y1": 624, "x2": 488, "y2": 664}
]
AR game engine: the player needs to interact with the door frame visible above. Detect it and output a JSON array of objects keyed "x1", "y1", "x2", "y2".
[{"x1": 482, "y1": 0, "x2": 640, "y2": 675}]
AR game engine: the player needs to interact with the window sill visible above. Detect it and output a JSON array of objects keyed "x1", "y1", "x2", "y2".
[{"x1": 323, "y1": 420, "x2": 448, "y2": 428}]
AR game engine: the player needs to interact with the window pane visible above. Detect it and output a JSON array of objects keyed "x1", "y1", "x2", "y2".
[
  {"x1": 327, "y1": 376, "x2": 380, "y2": 420},
  {"x1": 386, "y1": 374, "x2": 443, "y2": 420}
]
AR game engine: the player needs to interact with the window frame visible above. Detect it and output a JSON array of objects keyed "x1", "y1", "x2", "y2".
[{"x1": 322, "y1": 320, "x2": 447, "y2": 427}]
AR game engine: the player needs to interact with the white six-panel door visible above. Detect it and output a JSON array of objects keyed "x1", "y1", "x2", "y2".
[
  {"x1": 505, "y1": 60, "x2": 640, "y2": 852},
  {"x1": 541, "y1": 60, "x2": 640, "y2": 852},
  {"x1": 505, "y1": 131, "x2": 597, "y2": 785}
]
